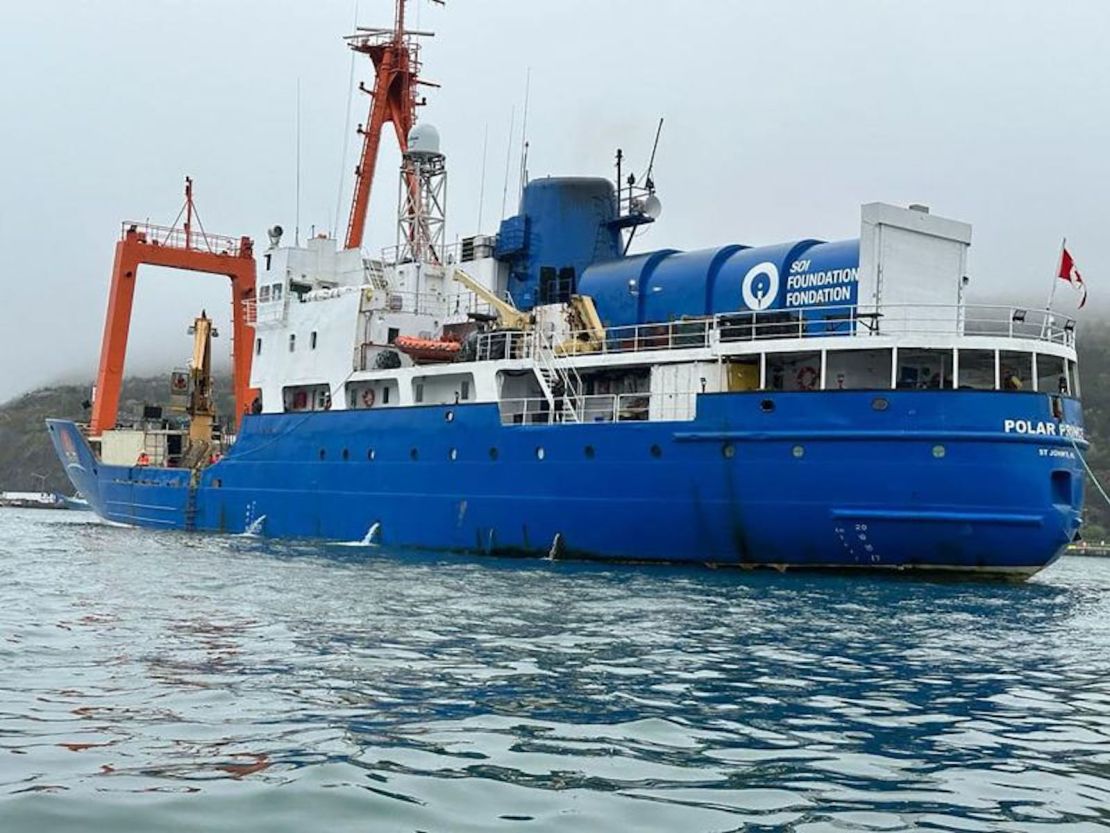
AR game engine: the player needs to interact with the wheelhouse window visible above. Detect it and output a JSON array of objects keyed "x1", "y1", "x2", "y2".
[
  {"x1": 896, "y1": 349, "x2": 952, "y2": 390},
  {"x1": 766, "y1": 352, "x2": 822, "y2": 391},
  {"x1": 1037, "y1": 353, "x2": 1068, "y2": 394},
  {"x1": 957, "y1": 349, "x2": 995, "y2": 390},
  {"x1": 999, "y1": 351, "x2": 1033, "y2": 392},
  {"x1": 825, "y1": 349, "x2": 892, "y2": 390}
]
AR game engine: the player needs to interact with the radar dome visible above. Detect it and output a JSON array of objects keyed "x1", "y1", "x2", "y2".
[{"x1": 407, "y1": 124, "x2": 442, "y2": 159}]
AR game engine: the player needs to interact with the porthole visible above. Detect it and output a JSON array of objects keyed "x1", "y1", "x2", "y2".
[
  {"x1": 933, "y1": 444, "x2": 946, "y2": 459},
  {"x1": 536, "y1": 447, "x2": 546, "y2": 461},
  {"x1": 650, "y1": 444, "x2": 662, "y2": 459},
  {"x1": 872, "y1": 397, "x2": 889, "y2": 412},
  {"x1": 342, "y1": 448, "x2": 350, "y2": 461},
  {"x1": 760, "y1": 399, "x2": 775, "y2": 413},
  {"x1": 318, "y1": 449, "x2": 326, "y2": 461},
  {"x1": 584, "y1": 445, "x2": 596, "y2": 459},
  {"x1": 367, "y1": 449, "x2": 376, "y2": 461},
  {"x1": 792, "y1": 445, "x2": 805, "y2": 459},
  {"x1": 489, "y1": 447, "x2": 499, "y2": 461},
  {"x1": 722, "y1": 443, "x2": 735, "y2": 459},
  {"x1": 449, "y1": 448, "x2": 458, "y2": 461},
  {"x1": 410, "y1": 448, "x2": 419, "y2": 461},
  {"x1": 445, "y1": 410, "x2": 455, "y2": 423}
]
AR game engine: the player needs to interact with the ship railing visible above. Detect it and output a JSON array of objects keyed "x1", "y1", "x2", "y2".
[
  {"x1": 497, "y1": 391, "x2": 699, "y2": 426},
  {"x1": 121, "y1": 221, "x2": 244, "y2": 257},
  {"x1": 471, "y1": 304, "x2": 1075, "y2": 364},
  {"x1": 360, "y1": 287, "x2": 496, "y2": 319}
]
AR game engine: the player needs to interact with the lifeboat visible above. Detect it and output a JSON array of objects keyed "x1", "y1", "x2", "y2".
[{"x1": 394, "y1": 335, "x2": 462, "y2": 364}]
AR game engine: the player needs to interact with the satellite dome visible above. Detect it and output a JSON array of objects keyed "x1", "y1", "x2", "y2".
[{"x1": 407, "y1": 123, "x2": 442, "y2": 159}]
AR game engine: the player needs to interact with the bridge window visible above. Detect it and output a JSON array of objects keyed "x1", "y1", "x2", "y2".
[
  {"x1": 766, "y1": 352, "x2": 822, "y2": 391},
  {"x1": 957, "y1": 349, "x2": 995, "y2": 390},
  {"x1": 897, "y1": 349, "x2": 951, "y2": 390},
  {"x1": 826, "y1": 349, "x2": 892, "y2": 390},
  {"x1": 272, "y1": 284, "x2": 283, "y2": 301},
  {"x1": 259, "y1": 285, "x2": 271, "y2": 302},
  {"x1": 1037, "y1": 353, "x2": 1068, "y2": 394},
  {"x1": 999, "y1": 351, "x2": 1033, "y2": 392}
]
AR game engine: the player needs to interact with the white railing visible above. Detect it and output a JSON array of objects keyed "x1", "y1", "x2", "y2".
[
  {"x1": 499, "y1": 392, "x2": 669, "y2": 426},
  {"x1": 471, "y1": 304, "x2": 1076, "y2": 364}
]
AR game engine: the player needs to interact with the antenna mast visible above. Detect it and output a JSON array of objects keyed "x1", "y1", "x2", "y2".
[{"x1": 342, "y1": 0, "x2": 442, "y2": 251}]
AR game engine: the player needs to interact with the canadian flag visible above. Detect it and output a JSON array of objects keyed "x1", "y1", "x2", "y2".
[{"x1": 1058, "y1": 245, "x2": 1087, "y2": 309}]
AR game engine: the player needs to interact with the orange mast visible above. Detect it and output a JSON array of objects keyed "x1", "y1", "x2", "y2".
[{"x1": 343, "y1": 0, "x2": 437, "y2": 251}]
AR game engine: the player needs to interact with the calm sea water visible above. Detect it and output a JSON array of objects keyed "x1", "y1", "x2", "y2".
[{"x1": 2, "y1": 510, "x2": 1110, "y2": 832}]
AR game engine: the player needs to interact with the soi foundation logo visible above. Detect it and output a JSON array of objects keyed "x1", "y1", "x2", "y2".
[{"x1": 741, "y1": 262, "x2": 779, "y2": 311}]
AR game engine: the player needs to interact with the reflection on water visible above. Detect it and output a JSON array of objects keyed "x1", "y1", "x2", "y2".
[{"x1": 2, "y1": 510, "x2": 1110, "y2": 831}]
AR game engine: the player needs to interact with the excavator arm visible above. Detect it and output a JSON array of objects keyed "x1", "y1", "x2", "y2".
[{"x1": 452, "y1": 269, "x2": 532, "y2": 331}]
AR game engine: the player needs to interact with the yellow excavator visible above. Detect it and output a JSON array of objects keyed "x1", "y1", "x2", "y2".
[{"x1": 178, "y1": 311, "x2": 219, "y2": 468}]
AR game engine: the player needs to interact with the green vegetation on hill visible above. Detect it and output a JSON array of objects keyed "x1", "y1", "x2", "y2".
[{"x1": 3, "y1": 333, "x2": 1110, "y2": 537}]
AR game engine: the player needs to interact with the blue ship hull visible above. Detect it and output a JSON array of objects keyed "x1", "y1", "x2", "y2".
[{"x1": 47, "y1": 391, "x2": 1085, "y2": 575}]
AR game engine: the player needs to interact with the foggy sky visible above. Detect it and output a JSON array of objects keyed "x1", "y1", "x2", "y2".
[{"x1": 1, "y1": 0, "x2": 1107, "y2": 403}]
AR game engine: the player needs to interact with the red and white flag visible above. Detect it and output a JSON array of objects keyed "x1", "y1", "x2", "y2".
[{"x1": 1058, "y1": 244, "x2": 1087, "y2": 309}]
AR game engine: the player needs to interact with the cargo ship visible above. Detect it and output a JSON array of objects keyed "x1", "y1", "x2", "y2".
[{"x1": 47, "y1": 2, "x2": 1086, "y2": 576}]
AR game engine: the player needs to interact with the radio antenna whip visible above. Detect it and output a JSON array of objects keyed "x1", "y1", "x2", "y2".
[
  {"x1": 518, "y1": 67, "x2": 532, "y2": 202},
  {"x1": 477, "y1": 122, "x2": 489, "y2": 231},
  {"x1": 500, "y1": 106, "x2": 516, "y2": 218}
]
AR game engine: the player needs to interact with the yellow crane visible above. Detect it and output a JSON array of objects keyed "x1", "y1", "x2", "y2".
[{"x1": 185, "y1": 311, "x2": 217, "y2": 445}]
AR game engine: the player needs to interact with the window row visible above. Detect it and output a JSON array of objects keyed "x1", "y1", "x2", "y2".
[
  {"x1": 255, "y1": 331, "x2": 319, "y2": 356},
  {"x1": 723, "y1": 348, "x2": 1079, "y2": 394}
]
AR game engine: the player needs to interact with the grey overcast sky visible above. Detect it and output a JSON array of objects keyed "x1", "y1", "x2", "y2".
[{"x1": 1, "y1": 0, "x2": 1107, "y2": 403}]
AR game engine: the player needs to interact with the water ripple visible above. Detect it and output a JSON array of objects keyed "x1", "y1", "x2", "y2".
[{"x1": 2, "y1": 510, "x2": 1110, "y2": 831}]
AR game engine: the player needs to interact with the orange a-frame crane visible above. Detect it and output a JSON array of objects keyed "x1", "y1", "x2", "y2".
[
  {"x1": 343, "y1": 0, "x2": 438, "y2": 251},
  {"x1": 89, "y1": 178, "x2": 257, "y2": 436}
]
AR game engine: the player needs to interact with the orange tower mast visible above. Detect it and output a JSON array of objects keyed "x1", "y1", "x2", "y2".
[{"x1": 343, "y1": 0, "x2": 438, "y2": 251}]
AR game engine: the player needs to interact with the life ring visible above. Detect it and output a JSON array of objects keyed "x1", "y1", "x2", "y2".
[
  {"x1": 795, "y1": 365, "x2": 820, "y2": 391},
  {"x1": 361, "y1": 388, "x2": 376, "y2": 408}
]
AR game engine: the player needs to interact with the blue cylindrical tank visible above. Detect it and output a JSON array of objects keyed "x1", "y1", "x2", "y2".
[
  {"x1": 496, "y1": 177, "x2": 622, "y2": 311},
  {"x1": 579, "y1": 238, "x2": 860, "y2": 327}
]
